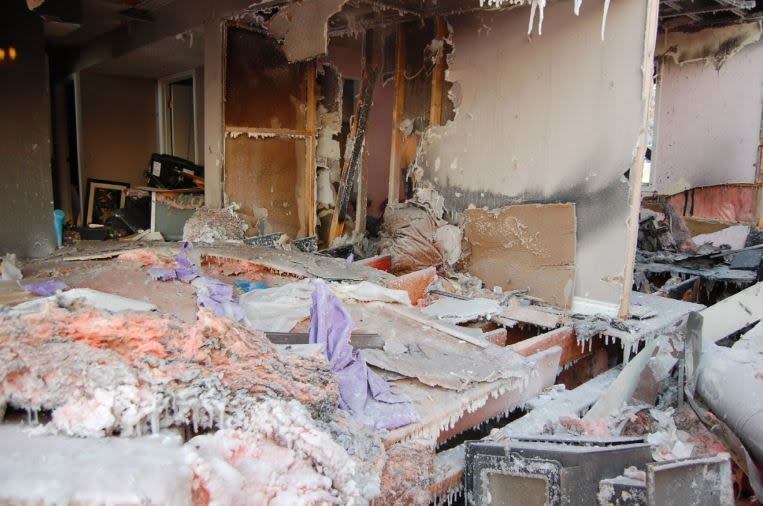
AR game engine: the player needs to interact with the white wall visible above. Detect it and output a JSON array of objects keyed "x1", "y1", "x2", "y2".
[
  {"x1": 80, "y1": 71, "x2": 158, "y2": 188},
  {"x1": 652, "y1": 39, "x2": 763, "y2": 195},
  {"x1": 420, "y1": 0, "x2": 650, "y2": 304}
]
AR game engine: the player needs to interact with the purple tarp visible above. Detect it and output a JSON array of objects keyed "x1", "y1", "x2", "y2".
[
  {"x1": 309, "y1": 280, "x2": 418, "y2": 431},
  {"x1": 148, "y1": 243, "x2": 244, "y2": 322},
  {"x1": 21, "y1": 280, "x2": 68, "y2": 297}
]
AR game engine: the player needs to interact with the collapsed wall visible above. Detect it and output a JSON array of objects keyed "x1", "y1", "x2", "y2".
[{"x1": 417, "y1": 0, "x2": 651, "y2": 305}]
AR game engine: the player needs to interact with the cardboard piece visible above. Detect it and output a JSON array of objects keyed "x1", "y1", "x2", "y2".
[{"x1": 463, "y1": 204, "x2": 576, "y2": 308}]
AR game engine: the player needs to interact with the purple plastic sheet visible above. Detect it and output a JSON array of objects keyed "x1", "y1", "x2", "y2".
[
  {"x1": 309, "y1": 280, "x2": 418, "y2": 431},
  {"x1": 148, "y1": 243, "x2": 244, "y2": 321},
  {"x1": 21, "y1": 280, "x2": 68, "y2": 297}
]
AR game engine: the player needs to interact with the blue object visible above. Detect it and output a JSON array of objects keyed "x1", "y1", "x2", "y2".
[
  {"x1": 53, "y1": 209, "x2": 65, "y2": 248},
  {"x1": 233, "y1": 279, "x2": 269, "y2": 292}
]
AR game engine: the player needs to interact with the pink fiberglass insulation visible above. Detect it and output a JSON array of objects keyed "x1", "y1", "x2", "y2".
[
  {"x1": 0, "y1": 299, "x2": 338, "y2": 437},
  {"x1": 186, "y1": 399, "x2": 384, "y2": 505},
  {"x1": 376, "y1": 438, "x2": 436, "y2": 505}
]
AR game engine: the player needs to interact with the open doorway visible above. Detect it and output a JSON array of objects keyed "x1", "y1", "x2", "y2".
[{"x1": 159, "y1": 73, "x2": 197, "y2": 163}]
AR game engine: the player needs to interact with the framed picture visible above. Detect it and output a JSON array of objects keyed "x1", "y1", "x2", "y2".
[{"x1": 86, "y1": 179, "x2": 129, "y2": 225}]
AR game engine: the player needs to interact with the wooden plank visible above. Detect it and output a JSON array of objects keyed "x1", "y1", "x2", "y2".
[
  {"x1": 306, "y1": 62, "x2": 317, "y2": 237},
  {"x1": 355, "y1": 138, "x2": 369, "y2": 236},
  {"x1": 387, "y1": 26, "x2": 406, "y2": 205},
  {"x1": 463, "y1": 204, "x2": 576, "y2": 308},
  {"x1": 619, "y1": 0, "x2": 660, "y2": 318},
  {"x1": 429, "y1": 16, "x2": 447, "y2": 127},
  {"x1": 510, "y1": 326, "x2": 586, "y2": 367}
]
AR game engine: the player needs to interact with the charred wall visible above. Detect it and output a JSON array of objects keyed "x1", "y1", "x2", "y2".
[{"x1": 419, "y1": 0, "x2": 651, "y2": 304}]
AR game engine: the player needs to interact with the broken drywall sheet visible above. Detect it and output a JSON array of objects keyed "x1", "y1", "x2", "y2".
[
  {"x1": 268, "y1": 0, "x2": 348, "y2": 62},
  {"x1": 463, "y1": 204, "x2": 576, "y2": 308},
  {"x1": 657, "y1": 21, "x2": 763, "y2": 69},
  {"x1": 420, "y1": 0, "x2": 649, "y2": 305}
]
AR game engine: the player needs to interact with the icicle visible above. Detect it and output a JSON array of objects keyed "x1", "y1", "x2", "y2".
[
  {"x1": 527, "y1": 0, "x2": 547, "y2": 36},
  {"x1": 601, "y1": 0, "x2": 611, "y2": 41}
]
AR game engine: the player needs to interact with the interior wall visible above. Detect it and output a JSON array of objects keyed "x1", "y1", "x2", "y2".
[
  {"x1": 0, "y1": 1, "x2": 56, "y2": 257},
  {"x1": 652, "y1": 39, "x2": 763, "y2": 195},
  {"x1": 79, "y1": 71, "x2": 157, "y2": 187},
  {"x1": 420, "y1": 0, "x2": 650, "y2": 304}
]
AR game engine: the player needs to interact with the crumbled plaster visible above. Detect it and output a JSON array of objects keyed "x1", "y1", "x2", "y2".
[
  {"x1": 267, "y1": 0, "x2": 348, "y2": 62},
  {"x1": 657, "y1": 21, "x2": 763, "y2": 69}
]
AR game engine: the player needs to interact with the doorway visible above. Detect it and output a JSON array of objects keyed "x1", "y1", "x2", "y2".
[{"x1": 159, "y1": 73, "x2": 197, "y2": 163}]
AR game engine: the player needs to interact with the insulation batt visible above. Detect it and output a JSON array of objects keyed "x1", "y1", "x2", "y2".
[
  {"x1": 0, "y1": 299, "x2": 338, "y2": 437},
  {"x1": 186, "y1": 399, "x2": 380, "y2": 505}
]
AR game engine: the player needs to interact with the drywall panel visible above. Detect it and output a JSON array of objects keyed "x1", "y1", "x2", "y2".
[
  {"x1": 224, "y1": 136, "x2": 307, "y2": 239},
  {"x1": 0, "y1": 2, "x2": 56, "y2": 257},
  {"x1": 652, "y1": 39, "x2": 763, "y2": 195},
  {"x1": 79, "y1": 71, "x2": 157, "y2": 187},
  {"x1": 463, "y1": 204, "x2": 576, "y2": 308},
  {"x1": 420, "y1": 0, "x2": 649, "y2": 304}
]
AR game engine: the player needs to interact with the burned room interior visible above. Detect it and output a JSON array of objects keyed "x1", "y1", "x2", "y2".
[{"x1": 1, "y1": 0, "x2": 763, "y2": 504}]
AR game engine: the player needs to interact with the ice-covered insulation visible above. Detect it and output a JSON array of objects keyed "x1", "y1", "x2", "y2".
[
  {"x1": 186, "y1": 399, "x2": 382, "y2": 505},
  {"x1": 479, "y1": 0, "x2": 613, "y2": 39},
  {"x1": 0, "y1": 299, "x2": 338, "y2": 437}
]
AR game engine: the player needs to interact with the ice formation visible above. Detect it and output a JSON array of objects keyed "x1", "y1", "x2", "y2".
[{"x1": 477, "y1": 0, "x2": 612, "y2": 39}]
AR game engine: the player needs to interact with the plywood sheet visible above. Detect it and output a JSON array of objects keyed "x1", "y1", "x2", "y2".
[
  {"x1": 225, "y1": 27, "x2": 307, "y2": 130},
  {"x1": 463, "y1": 204, "x2": 576, "y2": 308},
  {"x1": 224, "y1": 136, "x2": 306, "y2": 239}
]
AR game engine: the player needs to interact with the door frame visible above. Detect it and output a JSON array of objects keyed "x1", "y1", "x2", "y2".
[{"x1": 157, "y1": 70, "x2": 198, "y2": 163}]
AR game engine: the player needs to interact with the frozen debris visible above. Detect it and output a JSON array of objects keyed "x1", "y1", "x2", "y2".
[
  {"x1": 585, "y1": 333, "x2": 679, "y2": 421},
  {"x1": 422, "y1": 297, "x2": 500, "y2": 324},
  {"x1": 0, "y1": 299, "x2": 338, "y2": 437},
  {"x1": 693, "y1": 224, "x2": 750, "y2": 251},
  {"x1": 0, "y1": 254, "x2": 22, "y2": 281},
  {"x1": 364, "y1": 340, "x2": 530, "y2": 391},
  {"x1": 182, "y1": 206, "x2": 248, "y2": 243},
  {"x1": 0, "y1": 425, "x2": 192, "y2": 505},
  {"x1": 309, "y1": 280, "x2": 418, "y2": 431},
  {"x1": 645, "y1": 407, "x2": 694, "y2": 461},
  {"x1": 186, "y1": 399, "x2": 380, "y2": 505}
]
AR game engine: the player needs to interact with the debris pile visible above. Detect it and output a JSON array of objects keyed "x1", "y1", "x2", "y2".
[{"x1": 183, "y1": 206, "x2": 249, "y2": 243}]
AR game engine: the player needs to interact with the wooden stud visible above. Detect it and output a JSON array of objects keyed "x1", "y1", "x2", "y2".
[
  {"x1": 329, "y1": 30, "x2": 378, "y2": 242},
  {"x1": 429, "y1": 16, "x2": 447, "y2": 127},
  {"x1": 619, "y1": 0, "x2": 660, "y2": 319},
  {"x1": 387, "y1": 26, "x2": 406, "y2": 205},
  {"x1": 306, "y1": 61, "x2": 317, "y2": 238}
]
